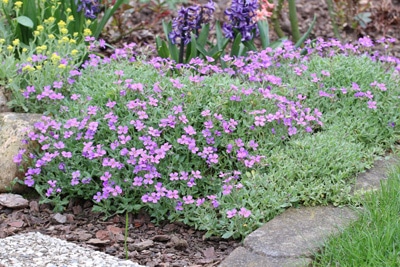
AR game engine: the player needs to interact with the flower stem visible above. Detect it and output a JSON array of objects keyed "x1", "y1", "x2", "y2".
[
  {"x1": 271, "y1": 0, "x2": 285, "y2": 38},
  {"x1": 124, "y1": 211, "x2": 129, "y2": 260},
  {"x1": 288, "y1": 0, "x2": 300, "y2": 43}
]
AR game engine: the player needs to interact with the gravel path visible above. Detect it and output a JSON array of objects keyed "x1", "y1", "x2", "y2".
[{"x1": 0, "y1": 232, "x2": 144, "y2": 267}]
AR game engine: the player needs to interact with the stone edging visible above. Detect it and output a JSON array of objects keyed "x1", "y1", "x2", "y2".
[{"x1": 219, "y1": 155, "x2": 399, "y2": 267}]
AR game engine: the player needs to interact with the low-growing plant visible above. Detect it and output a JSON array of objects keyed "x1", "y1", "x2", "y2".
[
  {"x1": 0, "y1": 0, "x2": 124, "y2": 46},
  {"x1": 0, "y1": 30, "x2": 94, "y2": 113},
  {"x1": 12, "y1": 36, "x2": 400, "y2": 239}
]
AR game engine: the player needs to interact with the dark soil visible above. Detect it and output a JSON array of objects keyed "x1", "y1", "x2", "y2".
[
  {"x1": 2, "y1": 1, "x2": 400, "y2": 266},
  {"x1": 0, "y1": 197, "x2": 240, "y2": 266}
]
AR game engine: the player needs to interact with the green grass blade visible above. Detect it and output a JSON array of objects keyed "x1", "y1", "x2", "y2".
[{"x1": 295, "y1": 15, "x2": 317, "y2": 48}]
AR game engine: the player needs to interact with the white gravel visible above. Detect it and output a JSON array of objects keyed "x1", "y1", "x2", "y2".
[{"x1": 0, "y1": 232, "x2": 145, "y2": 267}]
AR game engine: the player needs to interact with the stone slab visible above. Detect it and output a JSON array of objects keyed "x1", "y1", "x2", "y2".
[
  {"x1": 353, "y1": 155, "x2": 399, "y2": 193},
  {"x1": 243, "y1": 205, "x2": 357, "y2": 258},
  {"x1": 219, "y1": 247, "x2": 312, "y2": 267}
]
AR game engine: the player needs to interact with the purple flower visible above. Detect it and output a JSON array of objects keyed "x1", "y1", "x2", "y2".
[
  {"x1": 58, "y1": 162, "x2": 66, "y2": 172},
  {"x1": 175, "y1": 201, "x2": 184, "y2": 211},
  {"x1": 183, "y1": 195, "x2": 195, "y2": 204},
  {"x1": 24, "y1": 176, "x2": 35, "y2": 187},
  {"x1": 239, "y1": 207, "x2": 251, "y2": 218},
  {"x1": 167, "y1": 190, "x2": 179, "y2": 199},
  {"x1": 367, "y1": 101, "x2": 377, "y2": 109},
  {"x1": 196, "y1": 198, "x2": 205, "y2": 206},
  {"x1": 187, "y1": 178, "x2": 196, "y2": 187},
  {"x1": 226, "y1": 144, "x2": 233, "y2": 153},
  {"x1": 169, "y1": 1, "x2": 215, "y2": 45},
  {"x1": 223, "y1": 0, "x2": 259, "y2": 41},
  {"x1": 226, "y1": 208, "x2": 237, "y2": 218},
  {"x1": 93, "y1": 192, "x2": 102, "y2": 202},
  {"x1": 184, "y1": 125, "x2": 196, "y2": 135},
  {"x1": 358, "y1": 36, "x2": 374, "y2": 48},
  {"x1": 76, "y1": 0, "x2": 101, "y2": 19},
  {"x1": 248, "y1": 140, "x2": 258, "y2": 150}
]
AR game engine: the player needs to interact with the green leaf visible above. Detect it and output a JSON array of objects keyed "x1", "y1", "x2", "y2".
[
  {"x1": 15, "y1": 16, "x2": 34, "y2": 28},
  {"x1": 294, "y1": 15, "x2": 316, "y2": 48},
  {"x1": 222, "y1": 231, "x2": 234, "y2": 239},
  {"x1": 156, "y1": 36, "x2": 170, "y2": 58},
  {"x1": 196, "y1": 43, "x2": 210, "y2": 57},
  {"x1": 243, "y1": 40, "x2": 257, "y2": 51},
  {"x1": 162, "y1": 21, "x2": 178, "y2": 62},
  {"x1": 238, "y1": 43, "x2": 247, "y2": 57},
  {"x1": 215, "y1": 21, "x2": 225, "y2": 50},
  {"x1": 270, "y1": 37, "x2": 288, "y2": 49},
  {"x1": 22, "y1": 0, "x2": 37, "y2": 26},
  {"x1": 186, "y1": 33, "x2": 198, "y2": 62},
  {"x1": 230, "y1": 32, "x2": 242, "y2": 57},
  {"x1": 197, "y1": 23, "x2": 210, "y2": 47},
  {"x1": 94, "y1": 0, "x2": 125, "y2": 38},
  {"x1": 162, "y1": 20, "x2": 172, "y2": 39},
  {"x1": 208, "y1": 38, "x2": 229, "y2": 56},
  {"x1": 257, "y1": 20, "x2": 270, "y2": 49}
]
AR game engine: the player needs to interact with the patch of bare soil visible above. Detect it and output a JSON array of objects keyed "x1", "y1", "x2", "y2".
[{"x1": 0, "y1": 197, "x2": 240, "y2": 267}]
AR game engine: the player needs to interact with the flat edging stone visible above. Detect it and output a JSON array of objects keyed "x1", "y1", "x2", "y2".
[{"x1": 220, "y1": 154, "x2": 399, "y2": 267}]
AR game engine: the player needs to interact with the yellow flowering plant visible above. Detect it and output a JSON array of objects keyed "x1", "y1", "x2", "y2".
[{"x1": 0, "y1": 0, "x2": 125, "y2": 47}]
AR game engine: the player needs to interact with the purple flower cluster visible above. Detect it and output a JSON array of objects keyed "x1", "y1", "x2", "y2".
[
  {"x1": 76, "y1": 0, "x2": 101, "y2": 19},
  {"x1": 223, "y1": 0, "x2": 259, "y2": 41},
  {"x1": 168, "y1": 1, "x2": 215, "y2": 45}
]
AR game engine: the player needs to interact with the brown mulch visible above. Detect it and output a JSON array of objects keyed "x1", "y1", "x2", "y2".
[{"x1": 0, "y1": 197, "x2": 240, "y2": 267}]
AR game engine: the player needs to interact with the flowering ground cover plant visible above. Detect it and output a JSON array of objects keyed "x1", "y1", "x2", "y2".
[{"x1": 14, "y1": 37, "x2": 400, "y2": 239}]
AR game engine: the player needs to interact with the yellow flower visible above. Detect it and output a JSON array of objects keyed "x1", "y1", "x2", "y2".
[
  {"x1": 0, "y1": 38, "x2": 5, "y2": 44},
  {"x1": 71, "y1": 49, "x2": 78, "y2": 56},
  {"x1": 66, "y1": 8, "x2": 71, "y2": 13},
  {"x1": 27, "y1": 57, "x2": 32, "y2": 62},
  {"x1": 47, "y1": 16, "x2": 55, "y2": 23},
  {"x1": 67, "y1": 15, "x2": 74, "y2": 22},
  {"x1": 22, "y1": 65, "x2": 35, "y2": 72},
  {"x1": 37, "y1": 25, "x2": 44, "y2": 31},
  {"x1": 60, "y1": 28, "x2": 68, "y2": 35},
  {"x1": 58, "y1": 64, "x2": 66, "y2": 69},
  {"x1": 14, "y1": 1, "x2": 22, "y2": 8},
  {"x1": 48, "y1": 34, "x2": 55, "y2": 39},
  {"x1": 73, "y1": 32, "x2": 78, "y2": 37},
  {"x1": 22, "y1": 48, "x2": 27, "y2": 53},
  {"x1": 69, "y1": 39, "x2": 76, "y2": 44},
  {"x1": 7, "y1": 45, "x2": 13, "y2": 51},
  {"x1": 2, "y1": 0, "x2": 9, "y2": 4},
  {"x1": 83, "y1": 28, "x2": 92, "y2": 36},
  {"x1": 35, "y1": 65, "x2": 42, "y2": 70},
  {"x1": 33, "y1": 30, "x2": 40, "y2": 37},
  {"x1": 12, "y1": 39, "x2": 20, "y2": 46},
  {"x1": 61, "y1": 36, "x2": 69, "y2": 43},
  {"x1": 58, "y1": 20, "x2": 66, "y2": 28},
  {"x1": 51, "y1": 53, "x2": 61, "y2": 62}
]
